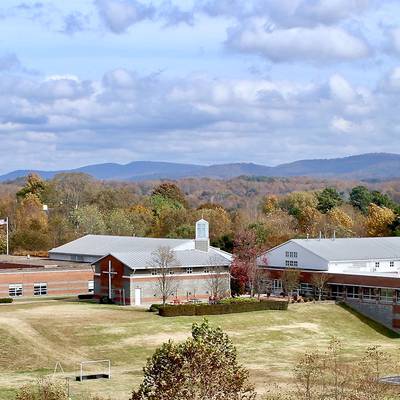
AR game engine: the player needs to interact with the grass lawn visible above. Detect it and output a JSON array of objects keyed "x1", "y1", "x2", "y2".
[{"x1": 0, "y1": 299, "x2": 399, "y2": 399}]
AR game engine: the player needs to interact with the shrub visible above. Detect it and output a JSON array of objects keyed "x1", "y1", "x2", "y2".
[
  {"x1": 100, "y1": 296, "x2": 114, "y2": 304},
  {"x1": 0, "y1": 298, "x2": 13, "y2": 304},
  {"x1": 16, "y1": 378, "x2": 68, "y2": 400},
  {"x1": 158, "y1": 300, "x2": 288, "y2": 317},
  {"x1": 78, "y1": 294, "x2": 94, "y2": 300},
  {"x1": 149, "y1": 304, "x2": 163, "y2": 312}
]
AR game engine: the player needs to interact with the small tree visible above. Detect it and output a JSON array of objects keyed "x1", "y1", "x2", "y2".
[
  {"x1": 232, "y1": 229, "x2": 261, "y2": 297},
  {"x1": 131, "y1": 320, "x2": 257, "y2": 400},
  {"x1": 205, "y1": 256, "x2": 230, "y2": 301},
  {"x1": 281, "y1": 268, "x2": 300, "y2": 297},
  {"x1": 311, "y1": 273, "x2": 331, "y2": 301},
  {"x1": 149, "y1": 246, "x2": 179, "y2": 306}
]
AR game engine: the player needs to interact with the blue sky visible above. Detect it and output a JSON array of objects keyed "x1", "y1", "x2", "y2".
[{"x1": 1, "y1": 0, "x2": 400, "y2": 173}]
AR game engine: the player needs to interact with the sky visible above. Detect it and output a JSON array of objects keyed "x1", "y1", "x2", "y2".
[{"x1": 1, "y1": 0, "x2": 400, "y2": 173}]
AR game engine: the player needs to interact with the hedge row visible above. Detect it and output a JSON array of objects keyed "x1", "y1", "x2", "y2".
[
  {"x1": 158, "y1": 299, "x2": 288, "y2": 317},
  {"x1": 78, "y1": 294, "x2": 94, "y2": 300},
  {"x1": 0, "y1": 298, "x2": 13, "y2": 304}
]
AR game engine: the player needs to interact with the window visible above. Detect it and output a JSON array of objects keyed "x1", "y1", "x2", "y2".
[
  {"x1": 285, "y1": 251, "x2": 289, "y2": 257},
  {"x1": 169, "y1": 269, "x2": 174, "y2": 275},
  {"x1": 346, "y1": 286, "x2": 359, "y2": 299},
  {"x1": 380, "y1": 289, "x2": 394, "y2": 304},
  {"x1": 272, "y1": 279, "x2": 283, "y2": 291},
  {"x1": 88, "y1": 281, "x2": 94, "y2": 293},
  {"x1": 331, "y1": 285, "x2": 344, "y2": 299},
  {"x1": 286, "y1": 251, "x2": 298, "y2": 258},
  {"x1": 375, "y1": 262, "x2": 380, "y2": 269},
  {"x1": 300, "y1": 283, "x2": 313, "y2": 295},
  {"x1": 362, "y1": 287, "x2": 375, "y2": 302},
  {"x1": 204, "y1": 267, "x2": 210, "y2": 273},
  {"x1": 151, "y1": 269, "x2": 157, "y2": 276},
  {"x1": 34, "y1": 282, "x2": 47, "y2": 296},
  {"x1": 390, "y1": 261, "x2": 395, "y2": 268},
  {"x1": 186, "y1": 267, "x2": 193, "y2": 274},
  {"x1": 285, "y1": 260, "x2": 298, "y2": 267},
  {"x1": 9, "y1": 284, "x2": 22, "y2": 297}
]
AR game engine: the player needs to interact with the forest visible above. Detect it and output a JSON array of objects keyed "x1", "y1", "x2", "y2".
[{"x1": 1, "y1": 172, "x2": 400, "y2": 255}]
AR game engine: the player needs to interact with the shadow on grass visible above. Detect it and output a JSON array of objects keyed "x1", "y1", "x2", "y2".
[{"x1": 338, "y1": 302, "x2": 400, "y2": 339}]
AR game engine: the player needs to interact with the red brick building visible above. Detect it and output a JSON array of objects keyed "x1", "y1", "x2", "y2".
[
  {"x1": 0, "y1": 255, "x2": 93, "y2": 298},
  {"x1": 49, "y1": 219, "x2": 232, "y2": 306}
]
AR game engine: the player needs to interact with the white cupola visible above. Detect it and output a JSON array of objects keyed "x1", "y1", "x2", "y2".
[{"x1": 195, "y1": 219, "x2": 209, "y2": 252}]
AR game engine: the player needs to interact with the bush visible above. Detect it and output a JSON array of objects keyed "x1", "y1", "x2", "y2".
[
  {"x1": 149, "y1": 304, "x2": 163, "y2": 312},
  {"x1": 0, "y1": 298, "x2": 13, "y2": 303},
  {"x1": 158, "y1": 299, "x2": 288, "y2": 317},
  {"x1": 16, "y1": 378, "x2": 68, "y2": 400},
  {"x1": 78, "y1": 294, "x2": 94, "y2": 300},
  {"x1": 99, "y1": 296, "x2": 114, "y2": 304}
]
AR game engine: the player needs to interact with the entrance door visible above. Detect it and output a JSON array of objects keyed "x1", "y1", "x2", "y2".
[{"x1": 134, "y1": 288, "x2": 141, "y2": 306}]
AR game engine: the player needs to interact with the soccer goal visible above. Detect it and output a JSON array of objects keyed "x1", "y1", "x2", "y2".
[{"x1": 76, "y1": 359, "x2": 111, "y2": 382}]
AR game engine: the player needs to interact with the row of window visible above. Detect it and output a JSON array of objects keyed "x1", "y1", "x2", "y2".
[
  {"x1": 285, "y1": 251, "x2": 298, "y2": 258},
  {"x1": 285, "y1": 260, "x2": 298, "y2": 267},
  {"x1": 374, "y1": 261, "x2": 395, "y2": 269},
  {"x1": 8, "y1": 281, "x2": 94, "y2": 297},
  {"x1": 270, "y1": 280, "x2": 400, "y2": 304},
  {"x1": 151, "y1": 267, "x2": 215, "y2": 276}
]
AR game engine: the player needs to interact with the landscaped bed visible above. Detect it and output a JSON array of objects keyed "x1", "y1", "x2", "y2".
[{"x1": 154, "y1": 297, "x2": 289, "y2": 317}]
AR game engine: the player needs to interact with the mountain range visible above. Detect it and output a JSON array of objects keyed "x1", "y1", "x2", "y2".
[{"x1": 1, "y1": 153, "x2": 400, "y2": 182}]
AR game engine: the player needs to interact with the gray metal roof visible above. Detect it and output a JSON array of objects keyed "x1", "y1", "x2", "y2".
[
  {"x1": 49, "y1": 235, "x2": 191, "y2": 257},
  {"x1": 290, "y1": 237, "x2": 400, "y2": 261},
  {"x1": 106, "y1": 248, "x2": 231, "y2": 269}
]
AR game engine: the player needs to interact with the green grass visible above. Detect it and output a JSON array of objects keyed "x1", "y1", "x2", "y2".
[{"x1": 0, "y1": 300, "x2": 399, "y2": 399}]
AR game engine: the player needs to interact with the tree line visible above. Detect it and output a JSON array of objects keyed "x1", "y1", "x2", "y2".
[{"x1": 1, "y1": 172, "x2": 400, "y2": 256}]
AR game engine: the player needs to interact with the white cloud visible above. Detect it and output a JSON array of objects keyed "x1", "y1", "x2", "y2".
[
  {"x1": 95, "y1": 0, "x2": 155, "y2": 33},
  {"x1": 227, "y1": 23, "x2": 370, "y2": 62}
]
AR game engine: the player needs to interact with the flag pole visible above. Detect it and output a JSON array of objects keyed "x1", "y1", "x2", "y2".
[{"x1": 6, "y1": 217, "x2": 9, "y2": 256}]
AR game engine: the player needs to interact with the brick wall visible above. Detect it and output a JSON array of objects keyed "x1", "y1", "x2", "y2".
[{"x1": 0, "y1": 269, "x2": 94, "y2": 298}]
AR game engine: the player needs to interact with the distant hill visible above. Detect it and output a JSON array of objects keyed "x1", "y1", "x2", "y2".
[{"x1": 1, "y1": 153, "x2": 400, "y2": 182}]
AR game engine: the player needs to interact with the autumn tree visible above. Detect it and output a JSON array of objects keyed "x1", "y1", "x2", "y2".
[
  {"x1": 16, "y1": 173, "x2": 48, "y2": 202},
  {"x1": 149, "y1": 246, "x2": 179, "y2": 306},
  {"x1": 70, "y1": 204, "x2": 106, "y2": 235},
  {"x1": 262, "y1": 195, "x2": 279, "y2": 215},
  {"x1": 325, "y1": 207, "x2": 353, "y2": 237},
  {"x1": 281, "y1": 191, "x2": 318, "y2": 219},
  {"x1": 12, "y1": 194, "x2": 50, "y2": 252},
  {"x1": 106, "y1": 209, "x2": 135, "y2": 236},
  {"x1": 49, "y1": 173, "x2": 98, "y2": 211},
  {"x1": 131, "y1": 320, "x2": 256, "y2": 400},
  {"x1": 232, "y1": 229, "x2": 261, "y2": 297},
  {"x1": 151, "y1": 182, "x2": 188, "y2": 208},
  {"x1": 366, "y1": 204, "x2": 395, "y2": 236},
  {"x1": 127, "y1": 205, "x2": 154, "y2": 237}
]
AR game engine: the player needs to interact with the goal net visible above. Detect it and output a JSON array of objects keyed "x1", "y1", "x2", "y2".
[{"x1": 76, "y1": 359, "x2": 111, "y2": 382}]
